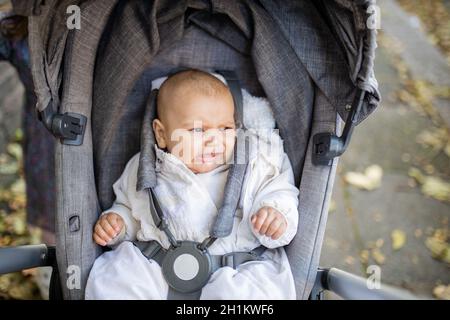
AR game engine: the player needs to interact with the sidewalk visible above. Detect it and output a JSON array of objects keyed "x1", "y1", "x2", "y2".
[
  {"x1": 0, "y1": 62, "x2": 23, "y2": 155},
  {"x1": 320, "y1": 0, "x2": 450, "y2": 299}
]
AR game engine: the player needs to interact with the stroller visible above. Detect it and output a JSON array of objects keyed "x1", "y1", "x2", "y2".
[{"x1": 0, "y1": 0, "x2": 418, "y2": 300}]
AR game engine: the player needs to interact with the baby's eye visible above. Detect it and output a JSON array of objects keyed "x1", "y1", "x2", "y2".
[
  {"x1": 219, "y1": 127, "x2": 234, "y2": 132},
  {"x1": 190, "y1": 127, "x2": 203, "y2": 133}
]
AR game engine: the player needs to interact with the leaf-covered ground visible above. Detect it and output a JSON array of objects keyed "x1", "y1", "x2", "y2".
[
  {"x1": 321, "y1": 1, "x2": 450, "y2": 298},
  {"x1": 397, "y1": 0, "x2": 450, "y2": 63},
  {"x1": 0, "y1": 129, "x2": 43, "y2": 300}
]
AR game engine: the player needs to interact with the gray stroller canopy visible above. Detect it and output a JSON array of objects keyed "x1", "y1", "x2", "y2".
[{"x1": 14, "y1": 0, "x2": 380, "y2": 299}]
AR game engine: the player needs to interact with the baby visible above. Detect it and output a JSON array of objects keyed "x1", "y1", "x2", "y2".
[{"x1": 85, "y1": 70, "x2": 299, "y2": 300}]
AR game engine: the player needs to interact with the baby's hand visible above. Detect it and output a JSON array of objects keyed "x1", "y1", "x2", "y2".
[
  {"x1": 251, "y1": 206, "x2": 287, "y2": 240},
  {"x1": 93, "y1": 212, "x2": 124, "y2": 246}
]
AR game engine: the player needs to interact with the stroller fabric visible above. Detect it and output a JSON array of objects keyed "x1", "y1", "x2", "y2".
[{"x1": 12, "y1": 0, "x2": 380, "y2": 299}]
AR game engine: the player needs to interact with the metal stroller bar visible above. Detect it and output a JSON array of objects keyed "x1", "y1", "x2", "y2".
[
  {"x1": 0, "y1": 244, "x2": 55, "y2": 274},
  {"x1": 310, "y1": 268, "x2": 421, "y2": 300}
]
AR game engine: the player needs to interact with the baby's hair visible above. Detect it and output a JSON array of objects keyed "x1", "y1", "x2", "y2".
[{"x1": 156, "y1": 69, "x2": 231, "y2": 121}]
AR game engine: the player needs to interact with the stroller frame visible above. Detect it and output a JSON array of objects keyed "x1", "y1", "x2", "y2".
[{"x1": 0, "y1": 0, "x2": 418, "y2": 300}]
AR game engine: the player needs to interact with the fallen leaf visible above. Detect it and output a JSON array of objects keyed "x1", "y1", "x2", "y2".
[
  {"x1": 391, "y1": 229, "x2": 407, "y2": 250},
  {"x1": 12, "y1": 217, "x2": 26, "y2": 236},
  {"x1": 421, "y1": 177, "x2": 450, "y2": 202},
  {"x1": 28, "y1": 226, "x2": 43, "y2": 245},
  {"x1": 10, "y1": 178, "x2": 25, "y2": 194},
  {"x1": 360, "y1": 250, "x2": 369, "y2": 264},
  {"x1": 371, "y1": 248, "x2": 386, "y2": 265},
  {"x1": 344, "y1": 165, "x2": 383, "y2": 191},
  {"x1": 416, "y1": 128, "x2": 447, "y2": 151},
  {"x1": 424, "y1": 164, "x2": 435, "y2": 175},
  {"x1": 6, "y1": 143, "x2": 22, "y2": 161},
  {"x1": 14, "y1": 128, "x2": 23, "y2": 142},
  {"x1": 409, "y1": 168, "x2": 450, "y2": 202},
  {"x1": 397, "y1": 0, "x2": 450, "y2": 62},
  {"x1": 0, "y1": 161, "x2": 19, "y2": 175},
  {"x1": 408, "y1": 167, "x2": 425, "y2": 184},
  {"x1": 433, "y1": 285, "x2": 450, "y2": 300},
  {"x1": 8, "y1": 281, "x2": 37, "y2": 300},
  {"x1": 425, "y1": 234, "x2": 450, "y2": 264}
]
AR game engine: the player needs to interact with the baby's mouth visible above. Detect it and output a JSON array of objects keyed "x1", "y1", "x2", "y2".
[{"x1": 198, "y1": 152, "x2": 223, "y2": 164}]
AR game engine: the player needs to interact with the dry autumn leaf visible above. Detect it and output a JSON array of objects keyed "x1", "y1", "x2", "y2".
[
  {"x1": 408, "y1": 168, "x2": 450, "y2": 202},
  {"x1": 0, "y1": 161, "x2": 19, "y2": 175},
  {"x1": 433, "y1": 284, "x2": 450, "y2": 300},
  {"x1": 421, "y1": 177, "x2": 450, "y2": 202},
  {"x1": 14, "y1": 128, "x2": 23, "y2": 142},
  {"x1": 6, "y1": 143, "x2": 23, "y2": 161},
  {"x1": 425, "y1": 236, "x2": 450, "y2": 264},
  {"x1": 391, "y1": 229, "x2": 407, "y2": 250},
  {"x1": 416, "y1": 128, "x2": 447, "y2": 151},
  {"x1": 371, "y1": 248, "x2": 386, "y2": 265},
  {"x1": 10, "y1": 178, "x2": 25, "y2": 194},
  {"x1": 344, "y1": 165, "x2": 383, "y2": 191},
  {"x1": 360, "y1": 250, "x2": 370, "y2": 264}
]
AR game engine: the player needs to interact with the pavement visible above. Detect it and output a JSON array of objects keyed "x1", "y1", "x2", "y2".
[
  {"x1": 319, "y1": 0, "x2": 450, "y2": 299},
  {"x1": 0, "y1": 62, "x2": 23, "y2": 155}
]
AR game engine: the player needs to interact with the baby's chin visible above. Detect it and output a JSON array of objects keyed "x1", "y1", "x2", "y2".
[{"x1": 188, "y1": 162, "x2": 223, "y2": 174}]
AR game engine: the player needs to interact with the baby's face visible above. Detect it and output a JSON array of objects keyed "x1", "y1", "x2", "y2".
[{"x1": 153, "y1": 90, "x2": 236, "y2": 174}]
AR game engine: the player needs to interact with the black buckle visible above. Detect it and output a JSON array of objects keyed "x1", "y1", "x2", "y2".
[{"x1": 162, "y1": 241, "x2": 213, "y2": 293}]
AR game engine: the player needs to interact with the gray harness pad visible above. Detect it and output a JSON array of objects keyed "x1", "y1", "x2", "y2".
[{"x1": 132, "y1": 240, "x2": 266, "y2": 296}]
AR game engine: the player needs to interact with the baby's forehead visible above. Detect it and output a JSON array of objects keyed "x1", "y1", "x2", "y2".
[
  {"x1": 161, "y1": 71, "x2": 229, "y2": 96},
  {"x1": 157, "y1": 71, "x2": 234, "y2": 117}
]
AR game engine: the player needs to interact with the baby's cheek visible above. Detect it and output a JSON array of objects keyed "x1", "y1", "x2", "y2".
[
  {"x1": 170, "y1": 134, "x2": 199, "y2": 166},
  {"x1": 224, "y1": 136, "x2": 236, "y2": 162}
]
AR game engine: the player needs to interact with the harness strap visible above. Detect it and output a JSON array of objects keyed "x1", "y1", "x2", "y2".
[
  {"x1": 132, "y1": 240, "x2": 266, "y2": 272},
  {"x1": 133, "y1": 240, "x2": 167, "y2": 263},
  {"x1": 210, "y1": 246, "x2": 267, "y2": 270},
  {"x1": 216, "y1": 70, "x2": 246, "y2": 130}
]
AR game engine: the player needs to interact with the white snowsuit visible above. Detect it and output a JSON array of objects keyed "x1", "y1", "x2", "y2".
[{"x1": 85, "y1": 90, "x2": 299, "y2": 300}]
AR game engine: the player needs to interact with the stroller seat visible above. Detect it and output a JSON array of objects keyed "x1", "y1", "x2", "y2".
[{"x1": 0, "y1": 0, "x2": 384, "y2": 300}]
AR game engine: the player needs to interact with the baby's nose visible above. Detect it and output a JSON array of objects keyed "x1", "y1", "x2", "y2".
[{"x1": 203, "y1": 129, "x2": 222, "y2": 145}]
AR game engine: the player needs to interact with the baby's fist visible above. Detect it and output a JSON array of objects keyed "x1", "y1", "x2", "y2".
[
  {"x1": 93, "y1": 212, "x2": 124, "y2": 246},
  {"x1": 251, "y1": 206, "x2": 287, "y2": 240}
]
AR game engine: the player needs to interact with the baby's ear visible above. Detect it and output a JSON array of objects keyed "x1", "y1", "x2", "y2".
[{"x1": 152, "y1": 119, "x2": 167, "y2": 148}]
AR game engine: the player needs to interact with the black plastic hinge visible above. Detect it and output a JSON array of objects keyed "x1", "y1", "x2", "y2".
[
  {"x1": 38, "y1": 102, "x2": 86, "y2": 146},
  {"x1": 312, "y1": 89, "x2": 367, "y2": 166}
]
